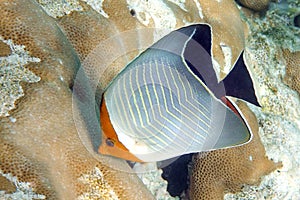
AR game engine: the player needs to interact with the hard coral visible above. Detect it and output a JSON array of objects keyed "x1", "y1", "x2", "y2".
[
  {"x1": 0, "y1": 173, "x2": 16, "y2": 194},
  {"x1": 0, "y1": 40, "x2": 11, "y2": 56},
  {"x1": 0, "y1": 0, "x2": 154, "y2": 199},
  {"x1": 0, "y1": 140, "x2": 56, "y2": 198},
  {"x1": 189, "y1": 101, "x2": 281, "y2": 200},
  {"x1": 57, "y1": 1, "x2": 151, "y2": 92},
  {"x1": 283, "y1": 49, "x2": 300, "y2": 94},
  {"x1": 236, "y1": 0, "x2": 270, "y2": 11},
  {"x1": 0, "y1": 0, "x2": 79, "y2": 86},
  {"x1": 171, "y1": 0, "x2": 246, "y2": 80},
  {"x1": 0, "y1": 38, "x2": 40, "y2": 117}
]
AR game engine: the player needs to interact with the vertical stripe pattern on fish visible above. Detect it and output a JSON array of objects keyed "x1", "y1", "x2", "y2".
[{"x1": 98, "y1": 24, "x2": 257, "y2": 162}]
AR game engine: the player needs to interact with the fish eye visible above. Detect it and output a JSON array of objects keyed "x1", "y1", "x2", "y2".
[
  {"x1": 106, "y1": 138, "x2": 115, "y2": 147},
  {"x1": 130, "y1": 9, "x2": 136, "y2": 16}
]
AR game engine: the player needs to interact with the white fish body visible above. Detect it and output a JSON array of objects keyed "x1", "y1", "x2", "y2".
[{"x1": 99, "y1": 24, "x2": 256, "y2": 162}]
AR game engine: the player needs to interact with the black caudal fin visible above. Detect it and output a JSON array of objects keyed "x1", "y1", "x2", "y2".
[{"x1": 221, "y1": 52, "x2": 260, "y2": 106}]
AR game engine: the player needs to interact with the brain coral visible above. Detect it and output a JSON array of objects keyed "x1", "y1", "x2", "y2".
[
  {"x1": 189, "y1": 101, "x2": 281, "y2": 200},
  {"x1": 283, "y1": 49, "x2": 300, "y2": 94},
  {"x1": 0, "y1": 40, "x2": 11, "y2": 56}
]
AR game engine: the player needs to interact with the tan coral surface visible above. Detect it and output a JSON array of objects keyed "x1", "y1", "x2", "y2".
[
  {"x1": 237, "y1": 0, "x2": 270, "y2": 11},
  {"x1": 57, "y1": 1, "x2": 154, "y2": 93},
  {"x1": 283, "y1": 49, "x2": 300, "y2": 95},
  {"x1": 0, "y1": 0, "x2": 280, "y2": 199},
  {"x1": 0, "y1": 40, "x2": 11, "y2": 56},
  {"x1": 0, "y1": 0, "x2": 154, "y2": 199},
  {"x1": 189, "y1": 101, "x2": 281, "y2": 200}
]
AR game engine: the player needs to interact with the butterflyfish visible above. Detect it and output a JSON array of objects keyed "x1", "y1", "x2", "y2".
[{"x1": 98, "y1": 24, "x2": 259, "y2": 162}]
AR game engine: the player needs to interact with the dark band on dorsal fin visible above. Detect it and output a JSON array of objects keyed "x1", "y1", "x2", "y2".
[
  {"x1": 148, "y1": 24, "x2": 259, "y2": 107},
  {"x1": 179, "y1": 25, "x2": 259, "y2": 107},
  {"x1": 182, "y1": 24, "x2": 217, "y2": 90},
  {"x1": 150, "y1": 24, "x2": 218, "y2": 91}
]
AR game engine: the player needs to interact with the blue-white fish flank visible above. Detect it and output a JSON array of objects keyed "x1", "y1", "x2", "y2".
[{"x1": 101, "y1": 24, "x2": 257, "y2": 162}]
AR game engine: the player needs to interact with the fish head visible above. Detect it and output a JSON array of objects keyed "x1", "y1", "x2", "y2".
[{"x1": 99, "y1": 98, "x2": 143, "y2": 162}]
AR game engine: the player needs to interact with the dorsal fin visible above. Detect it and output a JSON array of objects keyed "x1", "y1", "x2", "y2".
[
  {"x1": 181, "y1": 24, "x2": 218, "y2": 91},
  {"x1": 168, "y1": 25, "x2": 260, "y2": 107},
  {"x1": 134, "y1": 24, "x2": 259, "y2": 107},
  {"x1": 149, "y1": 24, "x2": 219, "y2": 93},
  {"x1": 150, "y1": 24, "x2": 201, "y2": 55},
  {"x1": 154, "y1": 24, "x2": 221, "y2": 98}
]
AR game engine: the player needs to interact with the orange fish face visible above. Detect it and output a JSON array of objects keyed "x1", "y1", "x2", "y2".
[{"x1": 99, "y1": 98, "x2": 143, "y2": 162}]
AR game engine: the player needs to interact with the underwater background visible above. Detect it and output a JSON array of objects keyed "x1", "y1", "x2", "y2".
[{"x1": 0, "y1": 0, "x2": 299, "y2": 199}]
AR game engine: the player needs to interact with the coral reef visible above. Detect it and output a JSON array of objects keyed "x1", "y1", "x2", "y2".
[
  {"x1": 0, "y1": 40, "x2": 11, "y2": 56},
  {"x1": 1, "y1": 0, "x2": 299, "y2": 199},
  {"x1": 236, "y1": 0, "x2": 270, "y2": 11},
  {"x1": 252, "y1": 1, "x2": 300, "y2": 51},
  {"x1": 0, "y1": 38, "x2": 40, "y2": 117},
  {"x1": 133, "y1": 163, "x2": 178, "y2": 200},
  {"x1": 189, "y1": 101, "x2": 281, "y2": 200},
  {"x1": 0, "y1": 142, "x2": 53, "y2": 199},
  {"x1": 0, "y1": 0, "x2": 79, "y2": 85},
  {"x1": 0, "y1": 0, "x2": 154, "y2": 199},
  {"x1": 57, "y1": 0, "x2": 151, "y2": 93},
  {"x1": 37, "y1": 0, "x2": 83, "y2": 17},
  {"x1": 283, "y1": 49, "x2": 300, "y2": 94},
  {"x1": 225, "y1": 1, "x2": 300, "y2": 199},
  {"x1": 125, "y1": 0, "x2": 246, "y2": 80},
  {"x1": 0, "y1": 174, "x2": 16, "y2": 193}
]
